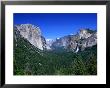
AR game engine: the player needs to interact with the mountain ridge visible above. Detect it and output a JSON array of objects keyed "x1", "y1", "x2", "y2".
[
  {"x1": 14, "y1": 24, "x2": 97, "y2": 75},
  {"x1": 14, "y1": 24, "x2": 97, "y2": 52}
]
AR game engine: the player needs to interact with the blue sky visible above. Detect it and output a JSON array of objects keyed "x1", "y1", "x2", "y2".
[{"x1": 14, "y1": 13, "x2": 97, "y2": 39}]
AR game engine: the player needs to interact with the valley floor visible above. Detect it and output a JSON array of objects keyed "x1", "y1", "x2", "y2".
[{"x1": 14, "y1": 36, "x2": 97, "y2": 75}]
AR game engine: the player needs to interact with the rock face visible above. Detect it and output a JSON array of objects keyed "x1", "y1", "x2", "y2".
[
  {"x1": 14, "y1": 24, "x2": 46, "y2": 50},
  {"x1": 14, "y1": 24, "x2": 97, "y2": 52},
  {"x1": 51, "y1": 29, "x2": 97, "y2": 52},
  {"x1": 79, "y1": 29, "x2": 92, "y2": 39},
  {"x1": 41, "y1": 36, "x2": 47, "y2": 50},
  {"x1": 46, "y1": 39, "x2": 54, "y2": 50}
]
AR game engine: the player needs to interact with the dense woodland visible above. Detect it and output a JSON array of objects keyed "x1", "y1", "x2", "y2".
[{"x1": 14, "y1": 35, "x2": 97, "y2": 75}]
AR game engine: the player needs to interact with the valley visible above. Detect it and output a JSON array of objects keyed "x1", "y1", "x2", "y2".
[{"x1": 14, "y1": 24, "x2": 97, "y2": 75}]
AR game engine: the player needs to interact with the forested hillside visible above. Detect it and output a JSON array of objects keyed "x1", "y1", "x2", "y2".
[{"x1": 14, "y1": 33, "x2": 97, "y2": 75}]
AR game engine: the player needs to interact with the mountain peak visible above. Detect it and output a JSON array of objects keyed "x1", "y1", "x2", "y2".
[
  {"x1": 51, "y1": 28, "x2": 97, "y2": 52},
  {"x1": 16, "y1": 24, "x2": 41, "y2": 31},
  {"x1": 80, "y1": 28, "x2": 96, "y2": 33},
  {"x1": 46, "y1": 39, "x2": 53, "y2": 42},
  {"x1": 79, "y1": 28, "x2": 95, "y2": 39},
  {"x1": 80, "y1": 28, "x2": 88, "y2": 33},
  {"x1": 56, "y1": 38, "x2": 60, "y2": 40},
  {"x1": 14, "y1": 24, "x2": 46, "y2": 50},
  {"x1": 14, "y1": 24, "x2": 97, "y2": 52}
]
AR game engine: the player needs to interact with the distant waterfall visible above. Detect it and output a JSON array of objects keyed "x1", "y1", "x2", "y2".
[{"x1": 75, "y1": 47, "x2": 79, "y2": 53}]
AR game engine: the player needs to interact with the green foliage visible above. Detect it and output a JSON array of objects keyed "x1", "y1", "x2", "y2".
[{"x1": 14, "y1": 35, "x2": 97, "y2": 75}]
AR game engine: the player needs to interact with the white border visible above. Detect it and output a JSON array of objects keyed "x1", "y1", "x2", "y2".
[{"x1": 5, "y1": 5, "x2": 106, "y2": 84}]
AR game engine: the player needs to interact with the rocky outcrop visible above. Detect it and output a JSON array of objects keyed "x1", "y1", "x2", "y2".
[
  {"x1": 41, "y1": 36, "x2": 47, "y2": 50},
  {"x1": 14, "y1": 24, "x2": 97, "y2": 52},
  {"x1": 79, "y1": 29, "x2": 92, "y2": 39},
  {"x1": 51, "y1": 29, "x2": 97, "y2": 52},
  {"x1": 14, "y1": 24, "x2": 46, "y2": 50},
  {"x1": 46, "y1": 39, "x2": 54, "y2": 50}
]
